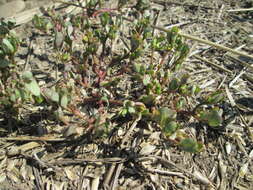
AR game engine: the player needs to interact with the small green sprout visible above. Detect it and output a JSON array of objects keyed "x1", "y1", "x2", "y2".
[{"x1": 179, "y1": 138, "x2": 203, "y2": 153}]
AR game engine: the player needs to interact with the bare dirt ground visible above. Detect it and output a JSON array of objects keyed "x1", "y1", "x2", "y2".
[{"x1": 0, "y1": 0, "x2": 253, "y2": 189}]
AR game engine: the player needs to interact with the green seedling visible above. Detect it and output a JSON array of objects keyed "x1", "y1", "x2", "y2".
[
  {"x1": 32, "y1": 14, "x2": 53, "y2": 32},
  {"x1": 22, "y1": 71, "x2": 41, "y2": 97},
  {"x1": 179, "y1": 138, "x2": 203, "y2": 153}
]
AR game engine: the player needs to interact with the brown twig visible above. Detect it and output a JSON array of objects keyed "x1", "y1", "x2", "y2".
[
  {"x1": 50, "y1": 157, "x2": 127, "y2": 165},
  {"x1": 103, "y1": 116, "x2": 141, "y2": 189},
  {"x1": 2, "y1": 136, "x2": 68, "y2": 142}
]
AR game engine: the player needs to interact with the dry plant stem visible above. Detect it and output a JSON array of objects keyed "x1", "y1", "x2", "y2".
[
  {"x1": 225, "y1": 85, "x2": 236, "y2": 107},
  {"x1": 24, "y1": 40, "x2": 33, "y2": 70},
  {"x1": 227, "y1": 8, "x2": 253, "y2": 12},
  {"x1": 151, "y1": 0, "x2": 214, "y2": 10},
  {"x1": 110, "y1": 162, "x2": 123, "y2": 190},
  {"x1": 4, "y1": 142, "x2": 41, "y2": 157},
  {"x1": 23, "y1": 153, "x2": 63, "y2": 173},
  {"x1": 235, "y1": 106, "x2": 253, "y2": 142},
  {"x1": 218, "y1": 4, "x2": 225, "y2": 20},
  {"x1": 149, "y1": 155, "x2": 215, "y2": 186},
  {"x1": 218, "y1": 159, "x2": 227, "y2": 190},
  {"x1": 150, "y1": 10, "x2": 160, "y2": 66},
  {"x1": 226, "y1": 54, "x2": 253, "y2": 71},
  {"x1": 103, "y1": 116, "x2": 141, "y2": 189},
  {"x1": 147, "y1": 155, "x2": 194, "y2": 177},
  {"x1": 2, "y1": 136, "x2": 68, "y2": 142},
  {"x1": 103, "y1": 151, "x2": 121, "y2": 186},
  {"x1": 242, "y1": 73, "x2": 253, "y2": 83},
  {"x1": 164, "y1": 21, "x2": 192, "y2": 29},
  {"x1": 91, "y1": 177, "x2": 100, "y2": 190},
  {"x1": 144, "y1": 167, "x2": 185, "y2": 178},
  {"x1": 32, "y1": 167, "x2": 43, "y2": 190},
  {"x1": 225, "y1": 86, "x2": 253, "y2": 142},
  {"x1": 50, "y1": 157, "x2": 127, "y2": 165},
  {"x1": 229, "y1": 68, "x2": 246, "y2": 87},
  {"x1": 193, "y1": 54, "x2": 233, "y2": 74}
]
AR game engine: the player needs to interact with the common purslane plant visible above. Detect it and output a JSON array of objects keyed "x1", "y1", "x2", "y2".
[{"x1": 0, "y1": 0, "x2": 225, "y2": 153}]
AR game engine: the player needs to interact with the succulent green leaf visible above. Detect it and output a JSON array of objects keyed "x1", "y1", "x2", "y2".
[
  {"x1": 43, "y1": 88, "x2": 59, "y2": 103},
  {"x1": 100, "y1": 12, "x2": 111, "y2": 26},
  {"x1": 60, "y1": 94, "x2": 68, "y2": 108},
  {"x1": 0, "y1": 20, "x2": 15, "y2": 35},
  {"x1": 10, "y1": 94, "x2": 16, "y2": 102},
  {"x1": 120, "y1": 108, "x2": 128, "y2": 117},
  {"x1": 22, "y1": 71, "x2": 34, "y2": 80},
  {"x1": 163, "y1": 121, "x2": 179, "y2": 136},
  {"x1": 8, "y1": 35, "x2": 19, "y2": 53},
  {"x1": 0, "y1": 59, "x2": 10, "y2": 68},
  {"x1": 34, "y1": 95, "x2": 44, "y2": 104},
  {"x1": 24, "y1": 80, "x2": 41, "y2": 97},
  {"x1": 176, "y1": 97, "x2": 186, "y2": 110},
  {"x1": 200, "y1": 109, "x2": 222, "y2": 127},
  {"x1": 45, "y1": 21, "x2": 53, "y2": 31},
  {"x1": 179, "y1": 44, "x2": 189, "y2": 57},
  {"x1": 124, "y1": 100, "x2": 135, "y2": 107},
  {"x1": 191, "y1": 85, "x2": 201, "y2": 96},
  {"x1": 54, "y1": 31, "x2": 65, "y2": 50},
  {"x1": 128, "y1": 106, "x2": 136, "y2": 114},
  {"x1": 179, "y1": 138, "x2": 203, "y2": 153},
  {"x1": 32, "y1": 15, "x2": 52, "y2": 31},
  {"x1": 153, "y1": 107, "x2": 177, "y2": 124},
  {"x1": 14, "y1": 89, "x2": 21, "y2": 99},
  {"x1": 143, "y1": 75, "x2": 151, "y2": 86},
  {"x1": 0, "y1": 49, "x2": 4, "y2": 57},
  {"x1": 167, "y1": 27, "x2": 179, "y2": 46},
  {"x1": 50, "y1": 91, "x2": 59, "y2": 103},
  {"x1": 133, "y1": 63, "x2": 141, "y2": 73},
  {"x1": 155, "y1": 82, "x2": 162, "y2": 94},
  {"x1": 130, "y1": 34, "x2": 142, "y2": 52},
  {"x1": 179, "y1": 84, "x2": 188, "y2": 95},
  {"x1": 205, "y1": 90, "x2": 224, "y2": 104},
  {"x1": 101, "y1": 77, "x2": 121, "y2": 87},
  {"x1": 1, "y1": 38, "x2": 14, "y2": 55},
  {"x1": 61, "y1": 53, "x2": 71, "y2": 61},
  {"x1": 0, "y1": 25, "x2": 9, "y2": 35},
  {"x1": 169, "y1": 78, "x2": 179, "y2": 91},
  {"x1": 140, "y1": 94, "x2": 156, "y2": 105},
  {"x1": 19, "y1": 88, "x2": 28, "y2": 100},
  {"x1": 66, "y1": 24, "x2": 74, "y2": 37},
  {"x1": 32, "y1": 15, "x2": 42, "y2": 29},
  {"x1": 140, "y1": 109, "x2": 150, "y2": 117}
]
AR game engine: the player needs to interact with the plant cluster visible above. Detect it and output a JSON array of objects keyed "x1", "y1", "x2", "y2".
[
  {"x1": 0, "y1": 20, "x2": 41, "y2": 119},
  {"x1": 0, "y1": 0, "x2": 225, "y2": 153}
]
